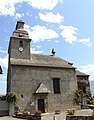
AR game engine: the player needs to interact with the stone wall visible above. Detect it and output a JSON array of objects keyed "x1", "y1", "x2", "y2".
[
  {"x1": 9, "y1": 37, "x2": 31, "y2": 59},
  {"x1": 10, "y1": 65, "x2": 77, "y2": 113},
  {"x1": 0, "y1": 101, "x2": 9, "y2": 116},
  {"x1": 66, "y1": 115, "x2": 94, "y2": 120}
]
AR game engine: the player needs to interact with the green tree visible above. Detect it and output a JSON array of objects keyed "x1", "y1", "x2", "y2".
[
  {"x1": 74, "y1": 90, "x2": 81, "y2": 106},
  {"x1": 6, "y1": 92, "x2": 18, "y2": 104}
]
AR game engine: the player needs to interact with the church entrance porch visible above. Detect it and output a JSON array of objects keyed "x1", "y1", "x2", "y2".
[
  {"x1": 34, "y1": 94, "x2": 48, "y2": 113},
  {"x1": 34, "y1": 82, "x2": 51, "y2": 113}
]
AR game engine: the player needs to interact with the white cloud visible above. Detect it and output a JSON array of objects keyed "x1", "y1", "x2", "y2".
[
  {"x1": 79, "y1": 64, "x2": 94, "y2": 81},
  {"x1": 60, "y1": 25, "x2": 78, "y2": 44},
  {"x1": 0, "y1": 48, "x2": 7, "y2": 54},
  {"x1": 0, "y1": 75, "x2": 7, "y2": 85},
  {"x1": 0, "y1": 0, "x2": 17, "y2": 16},
  {"x1": 30, "y1": 48, "x2": 43, "y2": 54},
  {"x1": 79, "y1": 64, "x2": 94, "y2": 74},
  {"x1": 0, "y1": 0, "x2": 61, "y2": 16},
  {"x1": 55, "y1": 40, "x2": 59, "y2": 43},
  {"x1": 36, "y1": 46, "x2": 41, "y2": 48},
  {"x1": 0, "y1": 81, "x2": 6, "y2": 85},
  {"x1": 0, "y1": 75, "x2": 7, "y2": 94},
  {"x1": 39, "y1": 12, "x2": 64, "y2": 23},
  {"x1": 16, "y1": 13, "x2": 24, "y2": 19},
  {"x1": 27, "y1": 0, "x2": 61, "y2": 10},
  {"x1": 79, "y1": 37, "x2": 92, "y2": 46},
  {"x1": 0, "y1": 55, "x2": 8, "y2": 69},
  {"x1": 25, "y1": 24, "x2": 59, "y2": 42}
]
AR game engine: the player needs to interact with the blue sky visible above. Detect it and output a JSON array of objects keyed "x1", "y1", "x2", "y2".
[{"x1": 0, "y1": 0, "x2": 94, "y2": 94}]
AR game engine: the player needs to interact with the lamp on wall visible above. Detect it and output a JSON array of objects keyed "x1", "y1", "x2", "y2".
[{"x1": 30, "y1": 101, "x2": 35, "y2": 107}]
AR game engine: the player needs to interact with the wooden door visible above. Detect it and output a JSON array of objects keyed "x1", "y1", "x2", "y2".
[{"x1": 38, "y1": 99, "x2": 45, "y2": 113}]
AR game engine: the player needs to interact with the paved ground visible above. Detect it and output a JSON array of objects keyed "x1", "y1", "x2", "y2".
[
  {"x1": 0, "y1": 116, "x2": 24, "y2": 120},
  {"x1": 75, "y1": 109, "x2": 92, "y2": 116},
  {"x1": 41, "y1": 109, "x2": 93, "y2": 120},
  {"x1": 0, "y1": 109, "x2": 93, "y2": 120},
  {"x1": 41, "y1": 112, "x2": 66, "y2": 120}
]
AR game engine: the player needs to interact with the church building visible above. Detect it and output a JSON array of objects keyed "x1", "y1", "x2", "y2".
[{"x1": 7, "y1": 20, "x2": 89, "y2": 113}]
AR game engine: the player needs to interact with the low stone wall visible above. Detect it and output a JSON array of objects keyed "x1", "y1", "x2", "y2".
[
  {"x1": 66, "y1": 115, "x2": 94, "y2": 120},
  {"x1": 0, "y1": 101, "x2": 9, "y2": 116}
]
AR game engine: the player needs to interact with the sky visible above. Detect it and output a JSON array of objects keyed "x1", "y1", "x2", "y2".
[{"x1": 0, "y1": 0, "x2": 94, "y2": 94}]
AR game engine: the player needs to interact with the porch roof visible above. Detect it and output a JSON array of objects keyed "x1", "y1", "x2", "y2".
[{"x1": 35, "y1": 83, "x2": 51, "y2": 94}]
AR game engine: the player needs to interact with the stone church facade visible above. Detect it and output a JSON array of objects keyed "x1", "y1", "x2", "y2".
[{"x1": 7, "y1": 20, "x2": 90, "y2": 113}]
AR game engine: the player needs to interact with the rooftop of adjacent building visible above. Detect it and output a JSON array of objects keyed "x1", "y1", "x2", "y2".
[{"x1": 76, "y1": 70, "x2": 89, "y2": 76}]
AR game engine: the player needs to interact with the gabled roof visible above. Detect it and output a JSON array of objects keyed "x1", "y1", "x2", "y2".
[
  {"x1": 10, "y1": 53, "x2": 75, "y2": 69},
  {"x1": 0, "y1": 66, "x2": 3, "y2": 74},
  {"x1": 35, "y1": 83, "x2": 51, "y2": 93},
  {"x1": 76, "y1": 70, "x2": 89, "y2": 76}
]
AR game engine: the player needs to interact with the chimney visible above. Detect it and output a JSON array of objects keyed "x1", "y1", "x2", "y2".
[
  {"x1": 51, "y1": 49, "x2": 56, "y2": 56},
  {"x1": 15, "y1": 20, "x2": 24, "y2": 30}
]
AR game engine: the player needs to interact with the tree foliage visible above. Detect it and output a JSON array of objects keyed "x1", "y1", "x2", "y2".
[
  {"x1": 74, "y1": 90, "x2": 81, "y2": 105},
  {"x1": 6, "y1": 92, "x2": 18, "y2": 104}
]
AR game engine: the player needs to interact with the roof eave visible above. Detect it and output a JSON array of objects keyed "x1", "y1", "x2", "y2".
[{"x1": 10, "y1": 62, "x2": 76, "y2": 69}]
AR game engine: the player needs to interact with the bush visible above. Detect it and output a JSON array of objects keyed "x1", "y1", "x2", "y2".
[
  {"x1": 73, "y1": 90, "x2": 81, "y2": 105},
  {"x1": 6, "y1": 92, "x2": 18, "y2": 104}
]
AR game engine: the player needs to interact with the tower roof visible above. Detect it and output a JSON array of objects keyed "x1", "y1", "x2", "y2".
[
  {"x1": 15, "y1": 20, "x2": 25, "y2": 30},
  {"x1": 12, "y1": 20, "x2": 29, "y2": 39}
]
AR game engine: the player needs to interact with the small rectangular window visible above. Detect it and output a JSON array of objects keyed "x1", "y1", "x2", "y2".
[
  {"x1": 19, "y1": 41, "x2": 23, "y2": 47},
  {"x1": 53, "y1": 78, "x2": 60, "y2": 94}
]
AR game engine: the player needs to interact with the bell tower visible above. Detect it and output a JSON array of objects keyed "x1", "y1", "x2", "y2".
[{"x1": 8, "y1": 20, "x2": 31, "y2": 60}]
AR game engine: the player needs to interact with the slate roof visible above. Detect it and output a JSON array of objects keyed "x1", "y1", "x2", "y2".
[
  {"x1": 10, "y1": 53, "x2": 75, "y2": 69},
  {"x1": 76, "y1": 70, "x2": 89, "y2": 76},
  {"x1": 35, "y1": 83, "x2": 51, "y2": 93}
]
